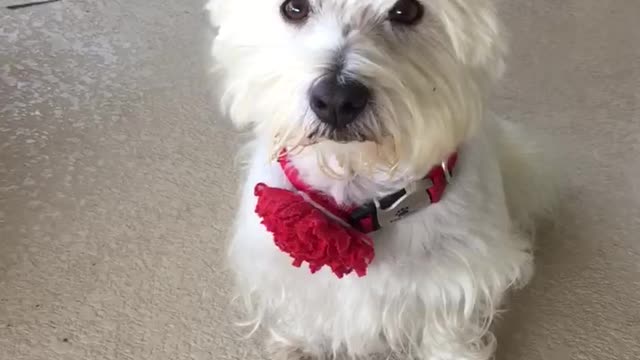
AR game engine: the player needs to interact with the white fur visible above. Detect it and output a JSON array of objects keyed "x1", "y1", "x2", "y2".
[{"x1": 207, "y1": 1, "x2": 555, "y2": 359}]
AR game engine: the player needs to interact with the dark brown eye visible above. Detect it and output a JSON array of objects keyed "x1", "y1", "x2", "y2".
[
  {"x1": 388, "y1": 0, "x2": 424, "y2": 26},
  {"x1": 281, "y1": 0, "x2": 311, "y2": 23}
]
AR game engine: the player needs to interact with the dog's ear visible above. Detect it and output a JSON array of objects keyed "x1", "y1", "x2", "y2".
[{"x1": 436, "y1": 0, "x2": 507, "y2": 81}]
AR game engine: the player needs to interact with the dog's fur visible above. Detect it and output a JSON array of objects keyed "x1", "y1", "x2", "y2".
[{"x1": 207, "y1": 1, "x2": 556, "y2": 359}]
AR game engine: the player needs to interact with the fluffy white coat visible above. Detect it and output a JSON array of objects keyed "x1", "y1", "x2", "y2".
[{"x1": 207, "y1": 0, "x2": 556, "y2": 359}]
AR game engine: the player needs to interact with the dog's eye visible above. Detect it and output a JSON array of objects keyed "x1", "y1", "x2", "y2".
[
  {"x1": 388, "y1": 0, "x2": 424, "y2": 26},
  {"x1": 281, "y1": 0, "x2": 311, "y2": 23}
]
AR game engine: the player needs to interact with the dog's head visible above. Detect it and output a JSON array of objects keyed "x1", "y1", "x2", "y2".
[{"x1": 209, "y1": 0, "x2": 505, "y2": 172}]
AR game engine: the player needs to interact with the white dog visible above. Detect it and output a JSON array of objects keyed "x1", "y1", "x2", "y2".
[{"x1": 207, "y1": 0, "x2": 556, "y2": 359}]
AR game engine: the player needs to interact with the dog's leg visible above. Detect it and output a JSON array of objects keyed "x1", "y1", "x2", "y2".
[{"x1": 415, "y1": 308, "x2": 501, "y2": 360}]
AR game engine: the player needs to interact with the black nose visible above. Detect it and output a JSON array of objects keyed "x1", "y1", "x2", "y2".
[{"x1": 309, "y1": 78, "x2": 371, "y2": 129}]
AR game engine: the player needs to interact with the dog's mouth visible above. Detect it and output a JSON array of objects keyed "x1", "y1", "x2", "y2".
[
  {"x1": 308, "y1": 126, "x2": 373, "y2": 144},
  {"x1": 307, "y1": 114, "x2": 381, "y2": 144}
]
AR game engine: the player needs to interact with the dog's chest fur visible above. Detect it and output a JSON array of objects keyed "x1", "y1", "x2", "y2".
[{"x1": 228, "y1": 123, "x2": 534, "y2": 357}]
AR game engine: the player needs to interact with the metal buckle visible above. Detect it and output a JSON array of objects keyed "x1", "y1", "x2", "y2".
[
  {"x1": 441, "y1": 161, "x2": 452, "y2": 184},
  {"x1": 373, "y1": 178, "x2": 433, "y2": 228}
]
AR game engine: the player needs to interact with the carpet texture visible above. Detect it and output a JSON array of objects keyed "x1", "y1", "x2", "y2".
[{"x1": 1, "y1": 1, "x2": 638, "y2": 359}]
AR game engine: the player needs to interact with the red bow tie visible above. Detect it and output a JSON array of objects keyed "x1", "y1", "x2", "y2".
[{"x1": 254, "y1": 152, "x2": 458, "y2": 278}]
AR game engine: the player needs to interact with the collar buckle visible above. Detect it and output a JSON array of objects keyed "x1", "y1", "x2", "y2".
[
  {"x1": 373, "y1": 178, "x2": 434, "y2": 228},
  {"x1": 441, "y1": 161, "x2": 453, "y2": 184}
]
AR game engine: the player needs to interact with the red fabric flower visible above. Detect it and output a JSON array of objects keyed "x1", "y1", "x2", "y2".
[{"x1": 254, "y1": 183, "x2": 375, "y2": 278}]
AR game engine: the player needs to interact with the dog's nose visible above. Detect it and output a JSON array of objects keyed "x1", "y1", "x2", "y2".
[{"x1": 309, "y1": 78, "x2": 370, "y2": 129}]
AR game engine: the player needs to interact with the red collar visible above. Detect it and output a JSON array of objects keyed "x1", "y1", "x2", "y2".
[
  {"x1": 252, "y1": 151, "x2": 458, "y2": 278},
  {"x1": 278, "y1": 152, "x2": 458, "y2": 233}
]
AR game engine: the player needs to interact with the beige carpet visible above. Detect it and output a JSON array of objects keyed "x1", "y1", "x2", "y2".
[{"x1": 1, "y1": 0, "x2": 638, "y2": 359}]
